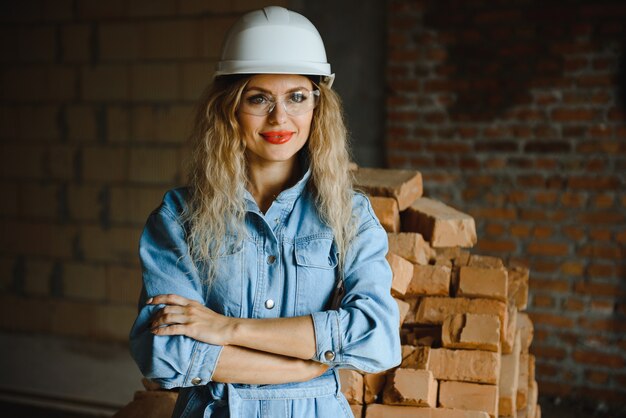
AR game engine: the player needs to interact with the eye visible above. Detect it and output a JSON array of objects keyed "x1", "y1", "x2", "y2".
[
  {"x1": 246, "y1": 94, "x2": 270, "y2": 105},
  {"x1": 289, "y1": 91, "x2": 308, "y2": 103}
]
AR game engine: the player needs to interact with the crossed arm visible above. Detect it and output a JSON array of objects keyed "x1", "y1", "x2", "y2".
[{"x1": 147, "y1": 294, "x2": 328, "y2": 384}]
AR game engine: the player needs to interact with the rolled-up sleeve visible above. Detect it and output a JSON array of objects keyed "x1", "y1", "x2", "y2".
[
  {"x1": 129, "y1": 202, "x2": 223, "y2": 389},
  {"x1": 310, "y1": 196, "x2": 401, "y2": 373}
]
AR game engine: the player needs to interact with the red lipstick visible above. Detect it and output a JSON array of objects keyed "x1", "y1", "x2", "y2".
[{"x1": 260, "y1": 131, "x2": 293, "y2": 145}]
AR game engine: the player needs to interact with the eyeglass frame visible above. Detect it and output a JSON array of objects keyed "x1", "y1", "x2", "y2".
[{"x1": 238, "y1": 88, "x2": 321, "y2": 117}]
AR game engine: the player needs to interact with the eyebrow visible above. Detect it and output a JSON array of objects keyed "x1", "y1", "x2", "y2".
[{"x1": 243, "y1": 86, "x2": 312, "y2": 94}]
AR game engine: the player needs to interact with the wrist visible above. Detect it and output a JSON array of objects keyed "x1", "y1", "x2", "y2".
[{"x1": 227, "y1": 317, "x2": 244, "y2": 346}]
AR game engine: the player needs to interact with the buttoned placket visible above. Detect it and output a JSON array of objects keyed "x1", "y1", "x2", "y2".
[{"x1": 247, "y1": 200, "x2": 287, "y2": 319}]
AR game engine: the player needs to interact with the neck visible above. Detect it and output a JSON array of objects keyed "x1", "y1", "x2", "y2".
[{"x1": 247, "y1": 154, "x2": 302, "y2": 212}]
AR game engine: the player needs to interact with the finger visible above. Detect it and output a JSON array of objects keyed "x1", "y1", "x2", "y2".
[
  {"x1": 151, "y1": 324, "x2": 187, "y2": 336},
  {"x1": 151, "y1": 313, "x2": 188, "y2": 329},
  {"x1": 147, "y1": 294, "x2": 192, "y2": 306}
]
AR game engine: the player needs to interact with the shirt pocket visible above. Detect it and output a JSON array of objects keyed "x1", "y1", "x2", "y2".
[
  {"x1": 206, "y1": 235, "x2": 245, "y2": 318},
  {"x1": 294, "y1": 236, "x2": 338, "y2": 315}
]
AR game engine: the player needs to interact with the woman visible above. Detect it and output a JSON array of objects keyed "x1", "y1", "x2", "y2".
[{"x1": 130, "y1": 6, "x2": 400, "y2": 418}]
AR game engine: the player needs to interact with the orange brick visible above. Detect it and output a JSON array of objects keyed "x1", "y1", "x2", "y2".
[
  {"x1": 428, "y1": 348, "x2": 501, "y2": 384},
  {"x1": 339, "y1": 369, "x2": 363, "y2": 405},
  {"x1": 415, "y1": 297, "x2": 507, "y2": 343},
  {"x1": 398, "y1": 297, "x2": 419, "y2": 325},
  {"x1": 387, "y1": 232, "x2": 434, "y2": 265},
  {"x1": 386, "y1": 253, "x2": 413, "y2": 297},
  {"x1": 517, "y1": 313, "x2": 534, "y2": 353},
  {"x1": 350, "y1": 404, "x2": 362, "y2": 418},
  {"x1": 508, "y1": 266, "x2": 529, "y2": 310},
  {"x1": 439, "y1": 381, "x2": 499, "y2": 418},
  {"x1": 406, "y1": 264, "x2": 451, "y2": 296},
  {"x1": 517, "y1": 353, "x2": 529, "y2": 411},
  {"x1": 401, "y1": 197, "x2": 477, "y2": 248},
  {"x1": 369, "y1": 196, "x2": 400, "y2": 232},
  {"x1": 363, "y1": 372, "x2": 386, "y2": 404},
  {"x1": 395, "y1": 297, "x2": 411, "y2": 326},
  {"x1": 365, "y1": 404, "x2": 489, "y2": 418},
  {"x1": 116, "y1": 390, "x2": 177, "y2": 418},
  {"x1": 526, "y1": 380, "x2": 538, "y2": 418},
  {"x1": 354, "y1": 168, "x2": 423, "y2": 210},
  {"x1": 383, "y1": 368, "x2": 437, "y2": 407},
  {"x1": 467, "y1": 255, "x2": 504, "y2": 269},
  {"x1": 400, "y1": 345, "x2": 431, "y2": 369},
  {"x1": 442, "y1": 313, "x2": 500, "y2": 352},
  {"x1": 502, "y1": 304, "x2": 518, "y2": 354},
  {"x1": 499, "y1": 330, "x2": 521, "y2": 416},
  {"x1": 457, "y1": 266, "x2": 508, "y2": 301}
]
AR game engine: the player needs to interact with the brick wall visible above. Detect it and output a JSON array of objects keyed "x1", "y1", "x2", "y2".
[
  {"x1": 386, "y1": 0, "x2": 625, "y2": 404},
  {"x1": 0, "y1": 0, "x2": 286, "y2": 342}
]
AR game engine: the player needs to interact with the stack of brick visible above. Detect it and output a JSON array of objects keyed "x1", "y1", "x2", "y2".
[{"x1": 337, "y1": 167, "x2": 541, "y2": 418}]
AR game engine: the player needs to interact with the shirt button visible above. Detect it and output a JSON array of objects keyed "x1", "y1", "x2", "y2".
[
  {"x1": 191, "y1": 377, "x2": 202, "y2": 385},
  {"x1": 265, "y1": 299, "x2": 275, "y2": 309},
  {"x1": 324, "y1": 350, "x2": 335, "y2": 361},
  {"x1": 267, "y1": 255, "x2": 276, "y2": 264}
]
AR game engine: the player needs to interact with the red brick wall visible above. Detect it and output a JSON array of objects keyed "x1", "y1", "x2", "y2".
[
  {"x1": 387, "y1": 0, "x2": 625, "y2": 402},
  {"x1": 0, "y1": 0, "x2": 285, "y2": 341}
]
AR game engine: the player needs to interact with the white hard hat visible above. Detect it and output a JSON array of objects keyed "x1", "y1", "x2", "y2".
[{"x1": 215, "y1": 6, "x2": 335, "y2": 87}]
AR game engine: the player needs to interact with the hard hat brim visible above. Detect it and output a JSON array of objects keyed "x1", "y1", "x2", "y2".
[{"x1": 214, "y1": 62, "x2": 335, "y2": 87}]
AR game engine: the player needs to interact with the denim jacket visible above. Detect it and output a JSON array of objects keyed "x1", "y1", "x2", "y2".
[{"x1": 129, "y1": 168, "x2": 401, "y2": 418}]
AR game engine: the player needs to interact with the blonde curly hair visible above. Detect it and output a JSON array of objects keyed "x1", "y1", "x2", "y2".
[{"x1": 185, "y1": 75, "x2": 355, "y2": 284}]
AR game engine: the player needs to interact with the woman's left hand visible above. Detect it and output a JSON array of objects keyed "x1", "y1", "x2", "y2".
[{"x1": 147, "y1": 294, "x2": 235, "y2": 346}]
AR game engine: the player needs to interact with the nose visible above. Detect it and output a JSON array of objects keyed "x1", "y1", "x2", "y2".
[{"x1": 267, "y1": 101, "x2": 288, "y2": 124}]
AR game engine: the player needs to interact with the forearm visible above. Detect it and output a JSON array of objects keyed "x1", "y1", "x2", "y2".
[
  {"x1": 229, "y1": 315, "x2": 316, "y2": 360},
  {"x1": 212, "y1": 345, "x2": 328, "y2": 384}
]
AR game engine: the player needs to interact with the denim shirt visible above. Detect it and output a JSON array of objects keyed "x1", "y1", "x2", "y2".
[{"x1": 129, "y1": 168, "x2": 401, "y2": 418}]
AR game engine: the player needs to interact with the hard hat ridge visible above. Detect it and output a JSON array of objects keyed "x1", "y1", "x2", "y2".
[{"x1": 215, "y1": 6, "x2": 335, "y2": 87}]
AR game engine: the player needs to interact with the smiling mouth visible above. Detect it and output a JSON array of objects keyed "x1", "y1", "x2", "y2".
[{"x1": 260, "y1": 131, "x2": 294, "y2": 144}]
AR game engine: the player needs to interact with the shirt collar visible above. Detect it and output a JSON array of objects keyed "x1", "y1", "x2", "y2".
[{"x1": 243, "y1": 154, "x2": 312, "y2": 211}]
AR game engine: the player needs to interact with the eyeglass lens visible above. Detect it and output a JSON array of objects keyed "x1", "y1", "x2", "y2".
[{"x1": 240, "y1": 90, "x2": 320, "y2": 116}]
